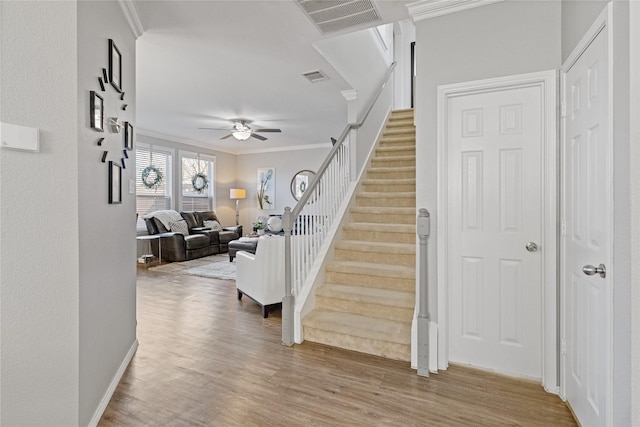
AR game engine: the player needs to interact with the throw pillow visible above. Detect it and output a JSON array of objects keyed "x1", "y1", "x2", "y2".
[
  {"x1": 203, "y1": 219, "x2": 222, "y2": 231},
  {"x1": 168, "y1": 219, "x2": 189, "y2": 235}
]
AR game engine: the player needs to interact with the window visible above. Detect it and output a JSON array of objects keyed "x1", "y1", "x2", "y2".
[
  {"x1": 136, "y1": 144, "x2": 172, "y2": 216},
  {"x1": 180, "y1": 152, "x2": 215, "y2": 211}
]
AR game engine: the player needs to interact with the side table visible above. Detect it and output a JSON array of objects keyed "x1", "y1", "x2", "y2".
[{"x1": 136, "y1": 232, "x2": 174, "y2": 266}]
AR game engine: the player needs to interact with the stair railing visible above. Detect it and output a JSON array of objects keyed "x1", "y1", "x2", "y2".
[
  {"x1": 416, "y1": 208, "x2": 430, "y2": 376},
  {"x1": 282, "y1": 62, "x2": 397, "y2": 346}
]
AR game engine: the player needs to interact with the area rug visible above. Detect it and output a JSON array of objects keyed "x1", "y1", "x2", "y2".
[{"x1": 148, "y1": 254, "x2": 236, "y2": 281}]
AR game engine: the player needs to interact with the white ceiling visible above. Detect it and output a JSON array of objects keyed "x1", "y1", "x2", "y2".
[{"x1": 134, "y1": 0, "x2": 412, "y2": 154}]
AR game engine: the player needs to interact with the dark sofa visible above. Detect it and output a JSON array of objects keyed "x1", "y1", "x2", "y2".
[{"x1": 144, "y1": 210, "x2": 242, "y2": 262}]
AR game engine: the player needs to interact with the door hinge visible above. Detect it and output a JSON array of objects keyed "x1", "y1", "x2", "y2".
[
  {"x1": 561, "y1": 103, "x2": 567, "y2": 118},
  {"x1": 561, "y1": 221, "x2": 567, "y2": 236},
  {"x1": 561, "y1": 338, "x2": 567, "y2": 355}
]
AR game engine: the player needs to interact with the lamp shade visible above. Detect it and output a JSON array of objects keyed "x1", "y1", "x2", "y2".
[{"x1": 230, "y1": 188, "x2": 246, "y2": 199}]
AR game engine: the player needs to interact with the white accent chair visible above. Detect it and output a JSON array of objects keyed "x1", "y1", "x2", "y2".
[{"x1": 235, "y1": 235, "x2": 284, "y2": 318}]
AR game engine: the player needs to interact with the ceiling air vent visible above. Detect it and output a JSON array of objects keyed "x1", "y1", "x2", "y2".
[
  {"x1": 296, "y1": 0, "x2": 381, "y2": 34},
  {"x1": 302, "y1": 69, "x2": 329, "y2": 83}
]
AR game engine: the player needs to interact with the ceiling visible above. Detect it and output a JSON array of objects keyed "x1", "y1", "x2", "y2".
[{"x1": 134, "y1": 0, "x2": 412, "y2": 154}]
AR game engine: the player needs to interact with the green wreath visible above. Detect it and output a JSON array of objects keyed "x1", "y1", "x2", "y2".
[
  {"x1": 191, "y1": 172, "x2": 209, "y2": 194},
  {"x1": 141, "y1": 165, "x2": 164, "y2": 190}
]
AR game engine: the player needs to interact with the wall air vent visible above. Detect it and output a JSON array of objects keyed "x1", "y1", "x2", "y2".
[
  {"x1": 296, "y1": 0, "x2": 381, "y2": 34},
  {"x1": 302, "y1": 69, "x2": 329, "y2": 83}
]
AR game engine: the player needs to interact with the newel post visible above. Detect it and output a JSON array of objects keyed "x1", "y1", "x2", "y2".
[
  {"x1": 417, "y1": 208, "x2": 430, "y2": 377},
  {"x1": 282, "y1": 207, "x2": 294, "y2": 346}
]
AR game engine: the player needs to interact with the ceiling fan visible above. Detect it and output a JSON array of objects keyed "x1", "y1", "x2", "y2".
[{"x1": 199, "y1": 119, "x2": 281, "y2": 141}]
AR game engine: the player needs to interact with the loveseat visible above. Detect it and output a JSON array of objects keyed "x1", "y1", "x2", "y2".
[{"x1": 144, "y1": 210, "x2": 242, "y2": 262}]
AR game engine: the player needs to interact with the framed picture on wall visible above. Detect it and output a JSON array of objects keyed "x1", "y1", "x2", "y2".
[
  {"x1": 90, "y1": 91, "x2": 104, "y2": 132},
  {"x1": 109, "y1": 39, "x2": 122, "y2": 93},
  {"x1": 257, "y1": 167, "x2": 275, "y2": 210},
  {"x1": 124, "y1": 121, "x2": 134, "y2": 150},
  {"x1": 109, "y1": 161, "x2": 122, "y2": 204}
]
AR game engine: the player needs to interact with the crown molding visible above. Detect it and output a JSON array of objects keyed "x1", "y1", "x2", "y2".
[
  {"x1": 235, "y1": 142, "x2": 331, "y2": 155},
  {"x1": 341, "y1": 89, "x2": 358, "y2": 101},
  {"x1": 407, "y1": 0, "x2": 504, "y2": 22},
  {"x1": 118, "y1": 0, "x2": 145, "y2": 39},
  {"x1": 136, "y1": 128, "x2": 331, "y2": 156}
]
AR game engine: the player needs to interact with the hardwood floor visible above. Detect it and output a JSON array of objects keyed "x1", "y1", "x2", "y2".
[{"x1": 99, "y1": 265, "x2": 576, "y2": 426}]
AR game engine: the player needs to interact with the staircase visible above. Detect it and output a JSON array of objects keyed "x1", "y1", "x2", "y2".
[{"x1": 302, "y1": 109, "x2": 416, "y2": 361}]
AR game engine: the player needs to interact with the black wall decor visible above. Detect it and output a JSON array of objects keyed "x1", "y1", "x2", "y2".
[{"x1": 108, "y1": 39, "x2": 122, "y2": 93}]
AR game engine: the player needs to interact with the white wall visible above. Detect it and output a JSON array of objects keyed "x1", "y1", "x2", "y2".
[
  {"x1": 393, "y1": 19, "x2": 416, "y2": 110},
  {"x1": 630, "y1": 3, "x2": 640, "y2": 424},
  {"x1": 355, "y1": 78, "x2": 393, "y2": 175},
  {"x1": 561, "y1": 2, "x2": 632, "y2": 424},
  {"x1": 413, "y1": 0, "x2": 561, "y2": 322},
  {"x1": 314, "y1": 26, "x2": 392, "y2": 119},
  {"x1": 236, "y1": 147, "x2": 330, "y2": 232},
  {"x1": 1, "y1": 1, "x2": 139, "y2": 425},
  {"x1": 1, "y1": 1, "x2": 80, "y2": 425},
  {"x1": 77, "y1": 2, "x2": 138, "y2": 425},
  {"x1": 136, "y1": 134, "x2": 238, "y2": 226}
]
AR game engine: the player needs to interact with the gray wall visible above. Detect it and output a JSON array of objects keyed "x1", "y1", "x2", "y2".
[
  {"x1": 0, "y1": 1, "x2": 138, "y2": 425},
  {"x1": 77, "y1": 2, "x2": 138, "y2": 425},
  {"x1": 1, "y1": 2, "x2": 80, "y2": 424},
  {"x1": 414, "y1": 0, "x2": 561, "y2": 320},
  {"x1": 562, "y1": 2, "x2": 632, "y2": 424},
  {"x1": 561, "y1": 0, "x2": 609, "y2": 60}
]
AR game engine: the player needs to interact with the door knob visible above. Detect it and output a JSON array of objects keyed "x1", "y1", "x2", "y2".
[
  {"x1": 582, "y1": 264, "x2": 606, "y2": 278},
  {"x1": 525, "y1": 242, "x2": 538, "y2": 252}
]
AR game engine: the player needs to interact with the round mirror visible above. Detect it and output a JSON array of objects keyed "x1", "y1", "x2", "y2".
[{"x1": 290, "y1": 170, "x2": 316, "y2": 201}]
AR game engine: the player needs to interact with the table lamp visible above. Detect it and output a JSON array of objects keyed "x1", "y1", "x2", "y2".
[{"x1": 230, "y1": 188, "x2": 246, "y2": 226}]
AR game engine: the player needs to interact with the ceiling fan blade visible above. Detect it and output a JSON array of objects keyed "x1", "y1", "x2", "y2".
[
  {"x1": 220, "y1": 133, "x2": 233, "y2": 140},
  {"x1": 253, "y1": 128, "x2": 281, "y2": 133},
  {"x1": 199, "y1": 127, "x2": 230, "y2": 131},
  {"x1": 251, "y1": 133, "x2": 267, "y2": 141}
]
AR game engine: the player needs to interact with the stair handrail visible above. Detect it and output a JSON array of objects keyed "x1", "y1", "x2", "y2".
[{"x1": 282, "y1": 61, "x2": 397, "y2": 346}]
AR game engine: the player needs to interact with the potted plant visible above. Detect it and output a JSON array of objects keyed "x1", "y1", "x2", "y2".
[{"x1": 253, "y1": 220, "x2": 266, "y2": 235}]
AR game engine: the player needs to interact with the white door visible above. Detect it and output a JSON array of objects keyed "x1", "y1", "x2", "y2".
[
  {"x1": 447, "y1": 86, "x2": 543, "y2": 378},
  {"x1": 562, "y1": 12, "x2": 612, "y2": 426}
]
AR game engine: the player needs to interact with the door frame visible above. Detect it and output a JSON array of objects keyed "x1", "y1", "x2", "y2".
[
  {"x1": 559, "y1": 3, "x2": 614, "y2": 419},
  {"x1": 436, "y1": 70, "x2": 558, "y2": 392}
]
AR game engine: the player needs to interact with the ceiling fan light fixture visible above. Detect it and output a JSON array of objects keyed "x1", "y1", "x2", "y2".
[{"x1": 231, "y1": 130, "x2": 252, "y2": 141}]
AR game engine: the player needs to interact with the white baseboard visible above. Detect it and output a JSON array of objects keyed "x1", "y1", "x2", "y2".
[{"x1": 88, "y1": 339, "x2": 139, "y2": 427}]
